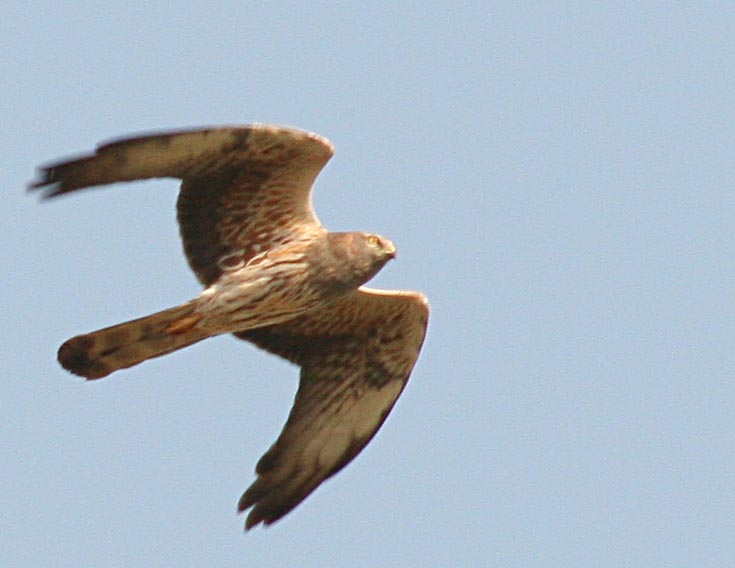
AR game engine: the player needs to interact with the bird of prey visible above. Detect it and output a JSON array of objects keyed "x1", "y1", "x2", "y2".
[{"x1": 30, "y1": 124, "x2": 429, "y2": 530}]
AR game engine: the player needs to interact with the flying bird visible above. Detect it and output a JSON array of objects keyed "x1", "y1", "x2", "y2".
[{"x1": 30, "y1": 125, "x2": 428, "y2": 530}]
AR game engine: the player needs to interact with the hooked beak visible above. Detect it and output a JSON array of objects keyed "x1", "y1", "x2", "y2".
[{"x1": 384, "y1": 241, "x2": 397, "y2": 259}]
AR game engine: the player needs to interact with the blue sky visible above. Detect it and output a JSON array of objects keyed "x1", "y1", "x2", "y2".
[{"x1": 3, "y1": 3, "x2": 734, "y2": 566}]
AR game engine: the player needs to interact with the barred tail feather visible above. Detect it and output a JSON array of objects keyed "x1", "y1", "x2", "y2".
[{"x1": 57, "y1": 302, "x2": 209, "y2": 379}]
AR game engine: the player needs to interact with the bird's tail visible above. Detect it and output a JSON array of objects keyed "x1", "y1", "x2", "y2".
[{"x1": 57, "y1": 301, "x2": 211, "y2": 379}]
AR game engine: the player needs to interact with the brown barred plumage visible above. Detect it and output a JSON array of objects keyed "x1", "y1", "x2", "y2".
[{"x1": 30, "y1": 125, "x2": 429, "y2": 530}]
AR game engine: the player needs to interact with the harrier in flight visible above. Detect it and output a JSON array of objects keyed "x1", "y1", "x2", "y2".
[{"x1": 30, "y1": 125, "x2": 429, "y2": 530}]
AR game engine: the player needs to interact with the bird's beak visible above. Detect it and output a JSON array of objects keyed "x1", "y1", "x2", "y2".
[{"x1": 385, "y1": 242, "x2": 397, "y2": 259}]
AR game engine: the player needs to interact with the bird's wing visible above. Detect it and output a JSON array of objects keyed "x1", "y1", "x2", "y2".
[
  {"x1": 234, "y1": 287, "x2": 429, "y2": 529},
  {"x1": 30, "y1": 125, "x2": 334, "y2": 285}
]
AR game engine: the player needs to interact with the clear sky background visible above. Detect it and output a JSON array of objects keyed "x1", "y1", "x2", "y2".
[{"x1": 3, "y1": 3, "x2": 734, "y2": 567}]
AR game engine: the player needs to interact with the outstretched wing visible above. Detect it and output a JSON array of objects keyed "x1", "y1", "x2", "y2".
[
  {"x1": 234, "y1": 288, "x2": 429, "y2": 530},
  {"x1": 29, "y1": 125, "x2": 334, "y2": 285}
]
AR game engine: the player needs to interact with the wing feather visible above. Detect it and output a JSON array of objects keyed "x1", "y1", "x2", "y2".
[
  {"x1": 29, "y1": 125, "x2": 333, "y2": 285},
  {"x1": 234, "y1": 288, "x2": 429, "y2": 529}
]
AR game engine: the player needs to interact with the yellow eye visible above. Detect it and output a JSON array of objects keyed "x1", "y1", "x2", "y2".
[{"x1": 367, "y1": 235, "x2": 380, "y2": 246}]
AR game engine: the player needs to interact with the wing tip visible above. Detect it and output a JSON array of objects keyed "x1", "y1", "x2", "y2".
[
  {"x1": 27, "y1": 168, "x2": 55, "y2": 194},
  {"x1": 238, "y1": 498, "x2": 279, "y2": 532},
  {"x1": 27, "y1": 179, "x2": 65, "y2": 199}
]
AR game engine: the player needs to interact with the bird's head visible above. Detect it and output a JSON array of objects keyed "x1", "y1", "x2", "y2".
[
  {"x1": 347, "y1": 231, "x2": 397, "y2": 285},
  {"x1": 363, "y1": 232, "x2": 397, "y2": 261},
  {"x1": 314, "y1": 231, "x2": 398, "y2": 299}
]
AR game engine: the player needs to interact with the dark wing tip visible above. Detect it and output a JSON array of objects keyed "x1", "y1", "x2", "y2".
[
  {"x1": 237, "y1": 478, "x2": 295, "y2": 531},
  {"x1": 237, "y1": 452, "x2": 325, "y2": 531},
  {"x1": 244, "y1": 509, "x2": 267, "y2": 531},
  {"x1": 28, "y1": 183, "x2": 66, "y2": 199},
  {"x1": 240, "y1": 497, "x2": 304, "y2": 531},
  {"x1": 27, "y1": 167, "x2": 60, "y2": 197},
  {"x1": 238, "y1": 498, "x2": 278, "y2": 532},
  {"x1": 28, "y1": 157, "x2": 95, "y2": 198}
]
